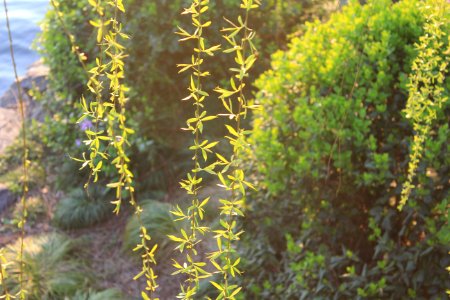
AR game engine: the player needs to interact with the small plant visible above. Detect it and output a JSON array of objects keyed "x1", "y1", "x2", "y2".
[{"x1": 12, "y1": 196, "x2": 46, "y2": 225}]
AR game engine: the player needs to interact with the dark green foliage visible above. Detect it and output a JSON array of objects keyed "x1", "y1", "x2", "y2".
[
  {"x1": 38, "y1": 0, "x2": 335, "y2": 193},
  {"x1": 53, "y1": 187, "x2": 112, "y2": 230},
  {"x1": 34, "y1": 0, "x2": 96, "y2": 158},
  {"x1": 124, "y1": 0, "x2": 334, "y2": 143},
  {"x1": 243, "y1": 0, "x2": 449, "y2": 298},
  {"x1": 123, "y1": 200, "x2": 180, "y2": 259}
]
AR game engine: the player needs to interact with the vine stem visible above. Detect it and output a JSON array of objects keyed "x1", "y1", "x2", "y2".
[
  {"x1": 3, "y1": 0, "x2": 29, "y2": 298},
  {"x1": 49, "y1": 0, "x2": 89, "y2": 76},
  {"x1": 188, "y1": 0, "x2": 203, "y2": 288},
  {"x1": 108, "y1": 0, "x2": 158, "y2": 296},
  {"x1": 223, "y1": 8, "x2": 250, "y2": 297}
]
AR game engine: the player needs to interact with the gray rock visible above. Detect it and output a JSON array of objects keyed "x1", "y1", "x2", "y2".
[
  {"x1": 0, "y1": 60, "x2": 49, "y2": 154},
  {"x1": 0, "y1": 183, "x2": 16, "y2": 213}
]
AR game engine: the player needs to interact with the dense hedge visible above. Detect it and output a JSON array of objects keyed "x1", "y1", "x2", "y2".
[
  {"x1": 243, "y1": 0, "x2": 449, "y2": 298},
  {"x1": 36, "y1": 0, "x2": 334, "y2": 193}
]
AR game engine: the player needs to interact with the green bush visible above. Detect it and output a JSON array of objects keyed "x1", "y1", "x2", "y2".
[
  {"x1": 243, "y1": 0, "x2": 449, "y2": 298},
  {"x1": 53, "y1": 187, "x2": 112, "y2": 230}
]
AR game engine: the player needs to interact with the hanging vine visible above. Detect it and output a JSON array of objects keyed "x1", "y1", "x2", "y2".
[
  {"x1": 169, "y1": 0, "x2": 221, "y2": 299},
  {"x1": 76, "y1": 0, "x2": 159, "y2": 298},
  {"x1": 399, "y1": 0, "x2": 449, "y2": 210},
  {"x1": 2, "y1": 0, "x2": 29, "y2": 298},
  {"x1": 209, "y1": 0, "x2": 260, "y2": 298}
]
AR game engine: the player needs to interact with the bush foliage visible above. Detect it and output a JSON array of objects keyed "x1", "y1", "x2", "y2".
[{"x1": 243, "y1": 0, "x2": 449, "y2": 298}]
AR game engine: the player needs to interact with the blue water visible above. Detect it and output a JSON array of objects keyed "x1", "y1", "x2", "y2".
[{"x1": 0, "y1": 0, "x2": 49, "y2": 95}]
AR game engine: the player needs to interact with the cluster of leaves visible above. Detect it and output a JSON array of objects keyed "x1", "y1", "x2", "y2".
[
  {"x1": 242, "y1": 0, "x2": 449, "y2": 298},
  {"x1": 169, "y1": 1, "x2": 262, "y2": 298}
]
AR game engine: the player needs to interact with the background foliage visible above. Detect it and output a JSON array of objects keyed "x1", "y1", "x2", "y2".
[
  {"x1": 1, "y1": 0, "x2": 448, "y2": 299},
  {"x1": 36, "y1": 0, "x2": 335, "y2": 195}
]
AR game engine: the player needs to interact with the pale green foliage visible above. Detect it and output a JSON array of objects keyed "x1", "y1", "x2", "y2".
[
  {"x1": 172, "y1": 1, "x2": 260, "y2": 299},
  {"x1": 169, "y1": 1, "x2": 221, "y2": 298},
  {"x1": 399, "y1": 0, "x2": 449, "y2": 210},
  {"x1": 207, "y1": 1, "x2": 260, "y2": 299}
]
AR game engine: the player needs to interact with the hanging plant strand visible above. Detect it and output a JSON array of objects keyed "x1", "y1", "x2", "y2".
[
  {"x1": 49, "y1": 0, "x2": 89, "y2": 76},
  {"x1": 209, "y1": 0, "x2": 260, "y2": 298},
  {"x1": 169, "y1": 0, "x2": 221, "y2": 299},
  {"x1": 399, "y1": 0, "x2": 449, "y2": 210},
  {"x1": 76, "y1": 0, "x2": 159, "y2": 297}
]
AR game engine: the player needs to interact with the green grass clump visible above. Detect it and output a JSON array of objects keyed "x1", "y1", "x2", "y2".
[
  {"x1": 70, "y1": 288, "x2": 124, "y2": 300},
  {"x1": 53, "y1": 187, "x2": 112, "y2": 230},
  {"x1": 4, "y1": 233, "x2": 89, "y2": 299}
]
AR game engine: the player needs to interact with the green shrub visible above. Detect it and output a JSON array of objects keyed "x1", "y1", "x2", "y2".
[
  {"x1": 123, "y1": 200, "x2": 180, "y2": 259},
  {"x1": 53, "y1": 187, "x2": 112, "y2": 230},
  {"x1": 243, "y1": 0, "x2": 449, "y2": 298},
  {"x1": 4, "y1": 233, "x2": 89, "y2": 299}
]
